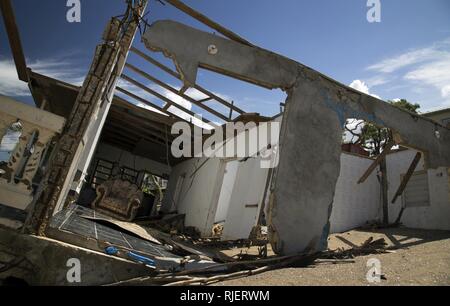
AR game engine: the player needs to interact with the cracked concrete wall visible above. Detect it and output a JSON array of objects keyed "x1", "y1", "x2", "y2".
[
  {"x1": 268, "y1": 78, "x2": 343, "y2": 254},
  {"x1": 142, "y1": 20, "x2": 450, "y2": 255},
  {"x1": 0, "y1": 228, "x2": 151, "y2": 286},
  {"x1": 161, "y1": 157, "x2": 226, "y2": 237}
]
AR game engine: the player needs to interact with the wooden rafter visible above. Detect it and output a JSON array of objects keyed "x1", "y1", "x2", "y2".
[
  {"x1": 357, "y1": 140, "x2": 396, "y2": 184},
  {"x1": 125, "y1": 62, "x2": 230, "y2": 122},
  {"x1": 119, "y1": 74, "x2": 218, "y2": 128},
  {"x1": 130, "y1": 47, "x2": 244, "y2": 115},
  {"x1": 0, "y1": 0, "x2": 28, "y2": 81},
  {"x1": 163, "y1": 0, "x2": 253, "y2": 47},
  {"x1": 391, "y1": 152, "x2": 423, "y2": 204}
]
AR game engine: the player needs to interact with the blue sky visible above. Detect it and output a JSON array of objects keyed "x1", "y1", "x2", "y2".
[{"x1": 1, "y1": 0, "x2": 450, "y2": 120}]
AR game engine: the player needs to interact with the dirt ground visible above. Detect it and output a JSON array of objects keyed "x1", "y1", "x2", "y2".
[{"x1": 217, "y1": 227, "x2": 450, "y2": 286}]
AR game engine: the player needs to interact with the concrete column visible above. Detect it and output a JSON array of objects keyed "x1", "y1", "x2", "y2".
[{"x1": 268, "y1": 79, "x2": 343, "y2": 255}]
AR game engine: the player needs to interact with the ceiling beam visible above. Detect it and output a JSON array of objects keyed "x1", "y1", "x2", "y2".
[
  {"x1": 109, "y1": 107, "x2": 168, "y2": 135},
  {"x1": 105, "y1": 117, "x2": 170, "y2": 146},
  {"x1": 164, "y1": 0, "x2": 253, "y2": 47},
  {"x1": 0, "y1": 0, "x2": 28, "y2": 81},
  {"x1": 119, "y1": 74, "x2": 218, "y2": 128},
  {"x1": 125, "y1": 62, "x2": 229, "y2": 122},
  {"x1": 130, "y1": 47, "x2": 244, "y2": 115}
]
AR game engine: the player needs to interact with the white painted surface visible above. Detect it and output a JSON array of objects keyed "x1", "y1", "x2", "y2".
[
  {"x1": 0, "y1": 95, "x2": 66, "y2": 133},
  {"x1": 217, "y1": 152, "x2": 383, "y2": 239},
  {"x1": 403, "y1": 171, "x2": 430, "y2": 207},
  {"x1": 161, "y1": 157, "x2": 226, "y2": 236},
  {"x1": 386, "y1": 150, "x2": 450, "y2": 230},
  {"x1": 221, "y1": 158, "x2": 270, "y2": 240},
  {"x1": 0, "y1": 96, "x2": 66, "y2": 211},
  {"x1": 163, "y1": 148, "x2": 449, "y2": 240},
  {"x1": 163, "y1": 115, "x2": 282, "y2": 238},
  {"x1": 0, "y1": 182, "x2": 33, "y2": 210},
  {"x1": 71, "y1": 98, "x2": 112, "y2": 193},
  {"x1": 330, "y1": 153, "x2": 381, "y2": 233},
  {"x1": 214, "y1": 161, "x2": 239, "y2": 223},
  {"x1": 53, "y1": 100, "x2": 112, "y2": 214}
]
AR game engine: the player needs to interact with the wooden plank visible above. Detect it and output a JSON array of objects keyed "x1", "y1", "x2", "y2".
[
  {"x1": 357, "y1": 140, "x2": 395, "y2": 184},
  {"x1": 109, "y1": 107, "x2": 168, "y2": 134},
  {"x1": 118, "y1": 75, "x2": 218, "y2": 128},
  {"x1": 103, "y1": 126, "x2": 166, "y2": 148},
  {"x1": 164, "y1": 0, "x2": 253, "y2": 47},
  {"x1": 0, "y1": 0, "x2": 28, "y2": 81},
  {"x1": 101, "y1": 138, "x2": 134, "y2": 152},
  {"x1": 125, "y1": 63, "x2": 230, "y2": 122},
  {"x1": 105, "y1": 119, "x2": 168, "y2": 146},
  {"x1": 113, "y1": 94, "x2": 177, "y2": 126},
  {"x1": 108, "y1": 110, "x2": 167, "y2": 137},
  {"x1": 391, "y1": 152, "x2": 422, "y2": 204},
  {"x1": 197, "y1": 97, "x2": 213, "y2": 103},
  {"x1": 116, "y1": 86, "x2": 175, "y2": 118},
  {"x1": 130, "y1": 47, "x2": 245, "y2": 115}
]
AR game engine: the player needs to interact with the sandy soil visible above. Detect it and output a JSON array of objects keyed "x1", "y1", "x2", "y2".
[{"x1": 216, "y1": 227, "x2": 450, "y2": 286}]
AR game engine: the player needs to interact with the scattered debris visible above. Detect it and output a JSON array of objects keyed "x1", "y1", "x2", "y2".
[
  {"x1": 81, "y1": 214, "x2": 162, "y2": 245},
  {"x1": 105, "y1": 235, "x2": 389, "y2": 286}
]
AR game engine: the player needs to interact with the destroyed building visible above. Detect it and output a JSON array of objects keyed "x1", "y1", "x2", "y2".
[{"x1": 0, "y1": 0, "x2": 449, "y2": 286}]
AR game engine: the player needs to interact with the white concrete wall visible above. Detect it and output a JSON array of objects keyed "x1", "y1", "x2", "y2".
[
  {"x1": 386, "y1": 149, "x2": 450, "y2": 230},
  {"x1": 221, "y1": 158, "x2": 270, "y2": 240},
  {"x1": 161, "y1": 157, "x2": 226, "y2": 236},
  {"x1": 217, "y1": 152, "x2": 383, "y2": 239},
  {"x1": 71, "y1": 98, "x2": 112, "y2": 193},
  {"x1": 162, "y1": 115, "x2": 282, "y2": 238},
  {"x1": 162, "y1": 148, "x2": 449, "y2": 240},
  {"x1": 55, "y1": 99, "x2": 110, "y2": 213},
  {"x1": 330, "y1": 153, "x2": 381, "y2": 233},
  {"x1": 93, "y1": 143, "x2": 171, "y2": 179},
  {"x1": 214, "y1": 161, "x2": 239, "y2": 223}
]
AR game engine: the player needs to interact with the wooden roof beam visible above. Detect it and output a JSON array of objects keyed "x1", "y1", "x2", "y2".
[
  {"x1": 125, "y1": 62, "x2": 229, "y2": 122},
  {"x1": 130, "y1": 47, "x2": 245, "y2": 115},
  {"x1": 163, "y1": 0, "x2": 253, "y2": 47},
  {"x1": 0, "y1": 0, "x2": 28, "y2": 81}
]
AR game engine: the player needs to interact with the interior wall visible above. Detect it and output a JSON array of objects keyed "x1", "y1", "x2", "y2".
[
  {"x1": 161, "y1": 157, "x2": 226, "y2": 236},
  {"x1": 214, "y1": 161, "x2": 239, "y2": 224},
  {"x1": 221, "y1": 157, "x2": 270, "y2": 240},
  {"x1": 71, "y1": 100, "x2": 112, "y2": 193},
  {"x1": 91, "y1": 142, "x2": 172, "y2": 179},
  {"x1": 216, "y1": 151, "x2": 381, "y2": 240},
  {"x1": 330, "y1": 153, "x2": 381, "y2": 233},
  {"x1": 387, "y1": 149, "x2": 450, "y2": 230}
]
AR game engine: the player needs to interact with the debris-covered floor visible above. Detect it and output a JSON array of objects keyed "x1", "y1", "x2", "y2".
[
  {"x1": 1, "y1": 204, "x2": 449, "y2": 286},
  {"x1": 216, "y1": 228, "x2": 450, "y2": 286},
  {"x1": 41, "y1": 205, "x2": 449, "y2": 286}
]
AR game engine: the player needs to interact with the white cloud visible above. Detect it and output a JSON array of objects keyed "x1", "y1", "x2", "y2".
[
  {"x1": 367, "y1": 47, "x2": 445, "y2": 73},
  {"x1": 365, "y1": 75, "x2": 389, "y2": 87},
  {"x1": 0, "y1": 57, "x2": 86, "y2": 97},
  {"x1": 404, "y1": 54, "x2": 450, "y2": 98},
  {"x1": 366, "y1": 38, "x2": 450, "y2": 105},
  {"x1": 442, "y1": 85, "x2": 450, "y2": 98},
  {"x1": 29, "y1": 58, "x2": 85, "y2": 86},
  {"x1": 0, "y1": 60, "x2": 30, "y2": 96},
  {"x1": 349, "y1": 80, "x2": 381, "y2": 99}
]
